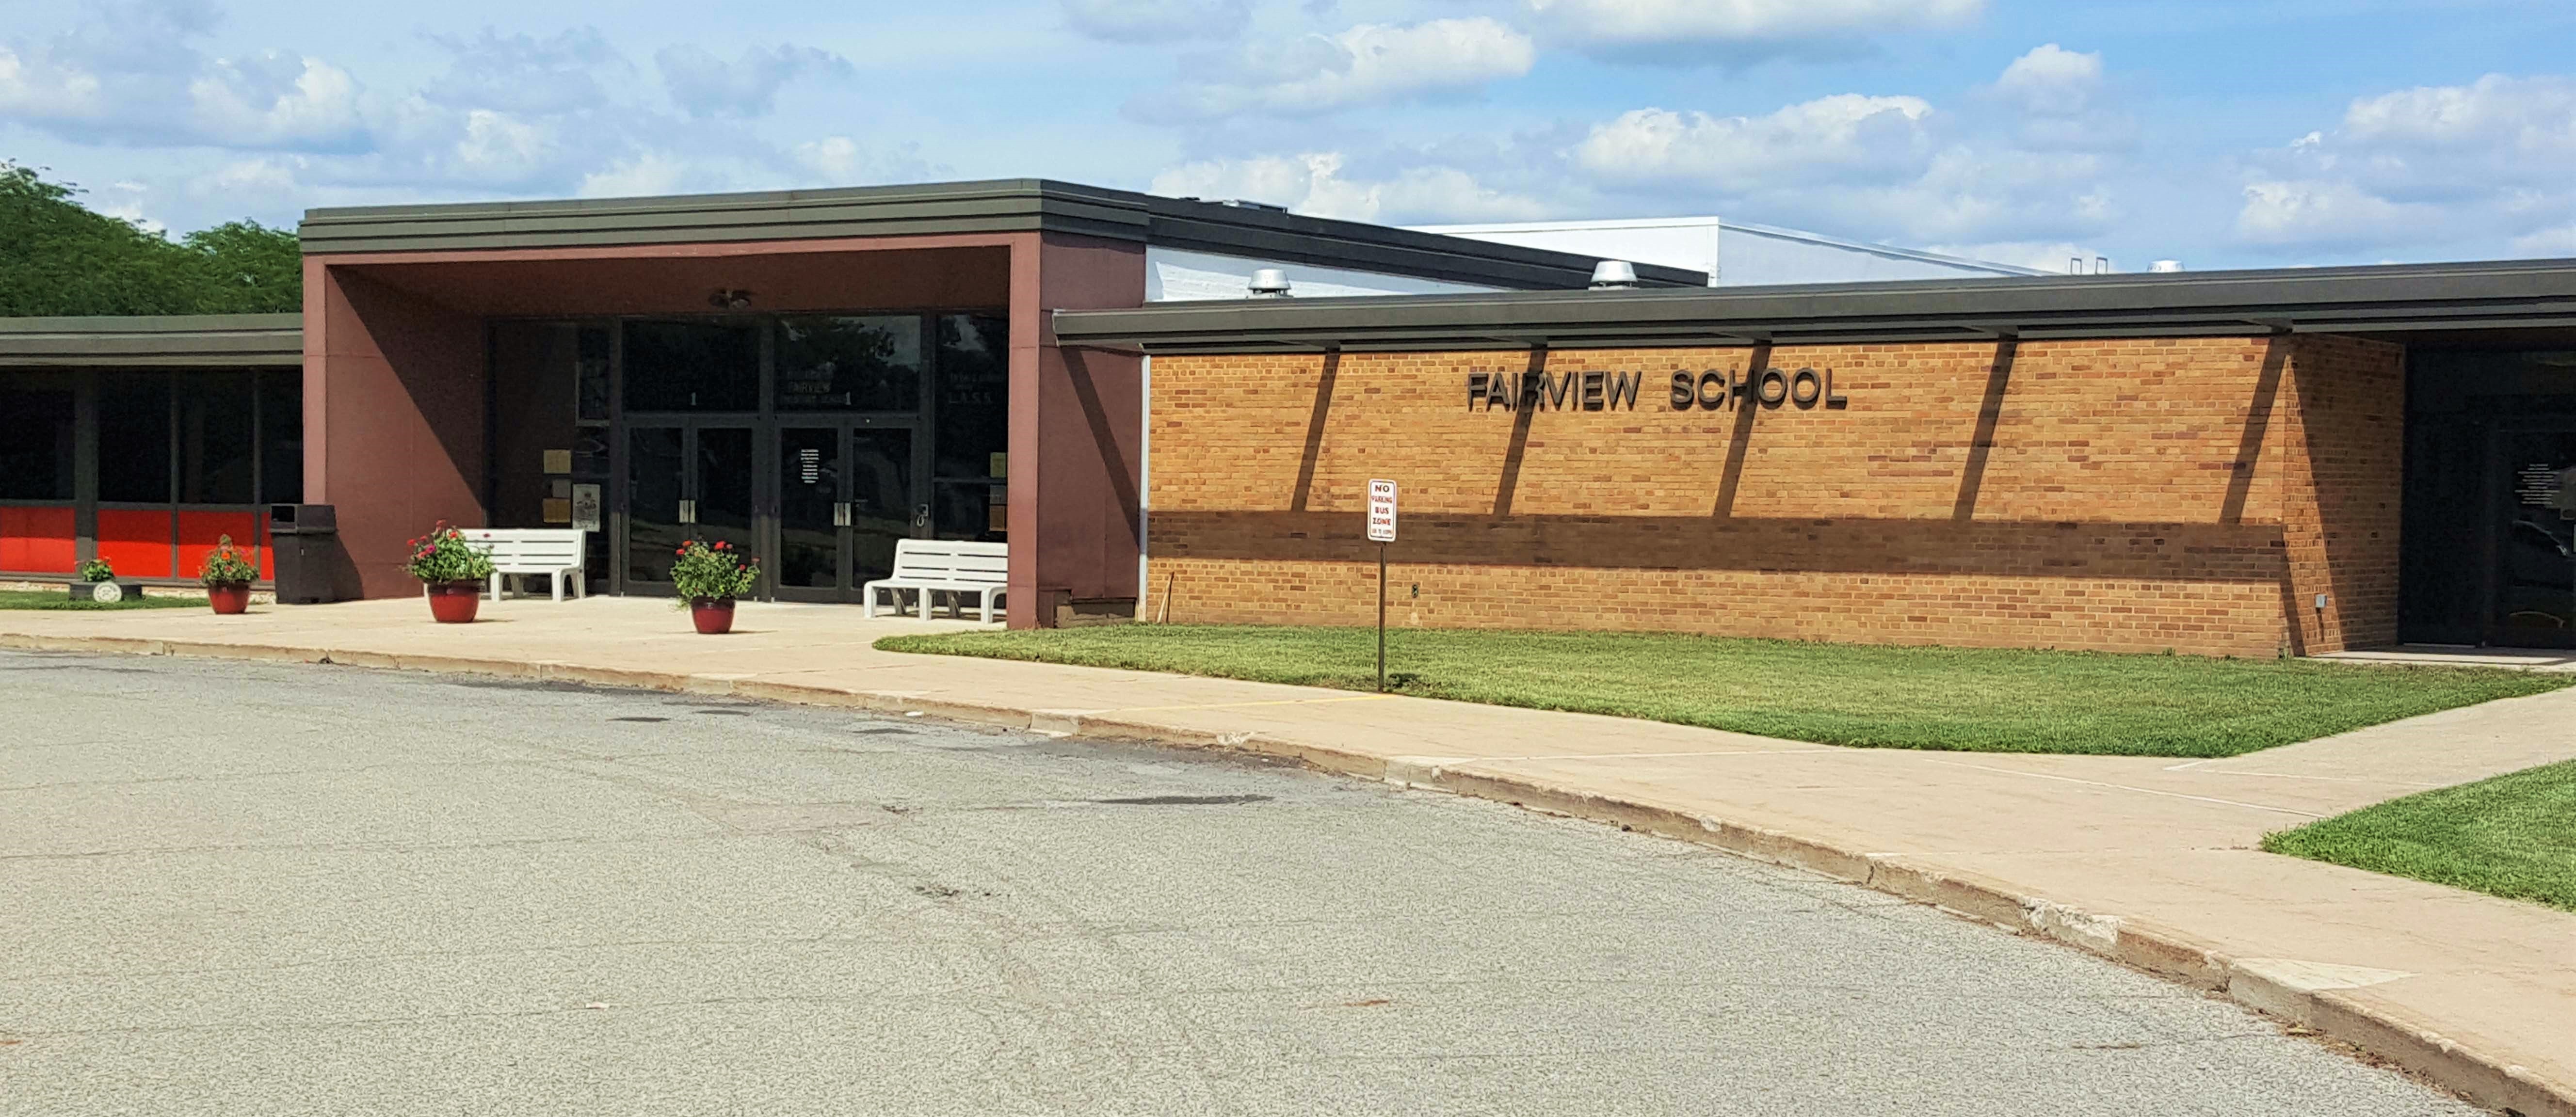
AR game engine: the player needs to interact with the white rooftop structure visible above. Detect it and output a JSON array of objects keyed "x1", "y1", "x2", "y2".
[{"x1": 1408, "y1": 216, "x2": 2047, "y2": 287}]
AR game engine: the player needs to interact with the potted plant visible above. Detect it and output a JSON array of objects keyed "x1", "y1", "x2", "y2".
[
  {"x1": 670, "y1": 539, "x2": 757, "y2": 635},
  {"x1": 404, "y1": 523, "x2": 496, "y2": 624},
  {"x1": 199, "y1": 536, "x2": 258, "y2": 614},
  {"x1": 70, "y1": 557, "x2": 143, "y2": 605}
]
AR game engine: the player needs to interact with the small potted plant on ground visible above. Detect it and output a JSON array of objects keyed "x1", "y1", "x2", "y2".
[
  {"x1": 199, "y1": 536, "x2": 257, "y2": 614},
  {"x1": 405, "y1": 523, "x2": 495, "y2": 624},
  {"x1": 70, "y1": 557, "x2": 143, "y2": 605},
  {"x1": 671, "y1": 539, "x2": 757, "y2": 635}
]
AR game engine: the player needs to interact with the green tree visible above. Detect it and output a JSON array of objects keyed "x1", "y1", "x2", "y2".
[
  {"x1": 0, "y1": 162, "x2": 301, "y2": 316},
  {"x1": 181, "y1": 220, "x2": 303, "y2": 314}
]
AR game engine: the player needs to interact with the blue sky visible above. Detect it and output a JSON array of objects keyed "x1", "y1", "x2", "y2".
[{"x1": 4, "y1": 0, "x2": 2572, "y2": 271}]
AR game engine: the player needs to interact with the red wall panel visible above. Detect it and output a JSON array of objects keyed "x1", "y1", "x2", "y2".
[
  {"x1": 178, "y1": 511, "x2": 262, "y2": 582},
  {"x1": 97, "y1": 509, "x2": 175, "y2": 578},
  {"x1": 0, "y1": 507, "x2": 77, "y2": 573}
]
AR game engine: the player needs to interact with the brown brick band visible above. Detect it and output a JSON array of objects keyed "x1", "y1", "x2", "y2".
[{"x1": 1145, "y1": 335, "x2": 2402, "y2": 656}]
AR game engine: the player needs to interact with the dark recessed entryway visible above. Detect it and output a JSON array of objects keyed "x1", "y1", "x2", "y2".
[
  {"x1": 2400, "y1": 349, "x2": 2576, "y2": 648},
  {"x1": 490, "y1": 312, "x2": 1008, "y2": 602}
]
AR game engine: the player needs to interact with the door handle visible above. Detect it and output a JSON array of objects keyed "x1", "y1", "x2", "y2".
[
  {"x1": 912, "y1": 503, "x2": 930, "y2": 529},
  {"x1": 833, "y1": 502, "x2": 852, "y2": 527},
  {"x1": 678, "y1": 499, "x2": 696, "y2": 525}
]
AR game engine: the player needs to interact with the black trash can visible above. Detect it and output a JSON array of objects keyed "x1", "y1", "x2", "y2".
[{"x1": 268, "y1": 504, "x2": 341, "y2": 605}]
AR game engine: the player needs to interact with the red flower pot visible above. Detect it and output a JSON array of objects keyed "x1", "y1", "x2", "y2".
[
  {"x1": 207, "y1": 584, "x2": 251, "y2": 615},
  {"x1": 690, "y1": 597, "x2": 736, "y2": 635},
  {"x1": 425, "y1": 580, "x2": 483, "y2": 624}
]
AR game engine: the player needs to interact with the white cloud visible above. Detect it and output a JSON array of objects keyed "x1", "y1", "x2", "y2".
[
  {"x1": 789, "y1": 135, "x2": 939, "y2": 185},
  {"x1": 1527, "y1": 0, "x2": 1983, "y2": 63},
  {"x1": 795, "y1": 136, "x2": 872, "y2": 181},
  {"x1": 2235, "y1": 73, "x2": 2576, "y2": 253},
  {"x1": 1062, "y1": 0, "x2": 1252, "y2": 43},
  {"x1": 1574, "y1": 95, "x2": 1935, "y2": 191},
  {"x1": 0, "y1": 0, "x2": 210, "y2": 139},
  {"x1": 449, "y1": 109, "x2": 556, "y2": 182},
  {"x1": 579, "y1": 151, "x2": 690, "y2": 197},
  {"x1": 203, "y1": 158, "x2": 303, "y2": 197},
  {"x1": 422, "y1": 28, "x2": 622, "y2": 115},
  {"x1": 2343, "y1": 74, "x2": 2576, "y2": 157},
  {"x1": 2510, "y1": 223, "x2": 2576, "y2": 258},
  {"x1": 2236, "y1": 179, "x2": 2421, "y2": 247},
  {"x1": 0, "y1": 44, "x2": 109, "y2": 121},
  {"x1": 656, "y1": 44, "x2": 852, "y2": 118},
  {"x1": 1151, "y1": 152, "x2": 1548, "y2": 223},
  {"x1": 1993, "y1": 44, "x2": 2100, "y2": 117},
  {"x1": 1984, "y1": 43, "x2": 2131, "y2": 153},
  {"x1": 189, "y1": 54, "x2": 365, "y2": 148},
  {"x1": 1137, "y1": 17, "x2": 1534, "y2": 122},
  {"x1": 87, "y1": 179, "x2": 164, "y2": 233}
]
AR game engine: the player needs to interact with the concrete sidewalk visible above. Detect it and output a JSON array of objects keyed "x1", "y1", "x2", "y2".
[{"x1": 3, "y1": 596, "x2": 2570, "y2": 1115}]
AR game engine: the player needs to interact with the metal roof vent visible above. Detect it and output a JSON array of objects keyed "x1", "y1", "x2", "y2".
[
  {"x1": 1588, "y1": 260, "x2": 1640, "y2": 290},
  {"x1": 2150, "y1": 260, "x2": 2185, "y2": 273},
  {"x1": 1247, "y1": 268, "x2": 1293, "y2": 298}
]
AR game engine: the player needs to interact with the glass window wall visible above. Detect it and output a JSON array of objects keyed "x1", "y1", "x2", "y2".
[
  {"x1": 776, "y1": 316, "x2": 921, "y2": 411},
  {"x1": 0, "y1": 386, "x2": 75, "y2": 501},
  {"x1": 623, "y1": 320, "x2": 759, "y2": 412},
  {"x1": 176, "y1": 374, "x2": 256, "y2": 505},
  {"x1": 98, "y1": 372, "x2": 173, "y2": 503}
]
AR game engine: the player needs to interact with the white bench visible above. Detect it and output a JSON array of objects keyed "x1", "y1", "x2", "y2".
[
  {"x1": 862, "y1": 539, "x2": 1008, "y2": 622},
  {"x1": 458, "y1": 528, "x2": 588, "y2": 602}
]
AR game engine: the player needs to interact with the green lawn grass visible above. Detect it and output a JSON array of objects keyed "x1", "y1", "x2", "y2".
[
  {"x1": 873, "y1": 624, "x2": 2571, "y2": 758},
  {"x1": 2264, "y1": 760, "x2": 2576, "y2": 911},
  {"x1": 0, "y1": 589, "x2": 204, "y2": 611}
]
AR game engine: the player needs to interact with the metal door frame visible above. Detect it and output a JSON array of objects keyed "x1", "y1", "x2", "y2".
[
  {"x1": 597, "y1": 311, "x2": 970, "y2": 601},
  {"x1": 2481, "y1": 417, "x2": 2576, "y2": 648},
  {"x1": 768, "y1": 415, "x2": 929, "y2": 603},
  {"x1": 612, "y1": 416, "x2": 760, "y2": 598}
]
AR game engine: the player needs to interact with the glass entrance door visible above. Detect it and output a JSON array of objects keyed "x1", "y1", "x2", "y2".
[
  {"x1": 773, "y1": 422, "x2": 921, "y2": 602},
  {"x1": 621, "y1": 423, "x2": 756, "y2": 594},
  {"x1": 2493, "y1": 429, "x2": 2576, "y2": 647}
]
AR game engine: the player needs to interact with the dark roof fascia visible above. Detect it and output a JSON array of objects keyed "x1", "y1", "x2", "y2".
[
  {"x1": 1051, "y1": 258, "x2": 2576, "y2": 351},
  {"x1": 299, "y1": 179, "x2": 1137, "y2": 255},
  {"x1": 0, "y1": 314, "x2": 303, "y2": 367},
  {"x1": 297, "y1": 179, "x2": 1703, "y2": 291}
]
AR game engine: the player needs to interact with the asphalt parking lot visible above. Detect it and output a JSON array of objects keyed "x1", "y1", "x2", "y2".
[{"x1": 0, "y1": 651, "x2": 2479, "y2": 1115}]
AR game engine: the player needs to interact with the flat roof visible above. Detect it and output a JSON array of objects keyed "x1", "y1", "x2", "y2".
[
  {"x1": 0, "y1": 314, "x2": 303, "y2": 367},
  {"x1": 299, "y1": 179, "x2": 1706, "y2": 292},
  {"x1": 1052, "y1": 257, "x2": 2576, "y2": 352}
]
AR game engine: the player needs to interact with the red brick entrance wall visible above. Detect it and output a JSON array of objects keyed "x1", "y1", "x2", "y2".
[{"x1": 1143, "y1": 335, "x2": 2403, "y2": 656}]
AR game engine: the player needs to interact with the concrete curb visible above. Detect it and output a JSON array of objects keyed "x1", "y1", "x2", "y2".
[{"x1": 6, "y1": 632, "x2": 2565, "y2": 1117}]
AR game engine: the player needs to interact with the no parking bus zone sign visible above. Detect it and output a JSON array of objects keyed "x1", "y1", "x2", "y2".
[
  {"x1": 1367, "y1": 479, "x2": 1397, "y2": 543},
  {"x1": 1368, "y1": 479, "x2": 1396, "y2": 690}
]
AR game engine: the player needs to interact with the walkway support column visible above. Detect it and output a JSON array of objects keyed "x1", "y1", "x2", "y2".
[
  {"x1": 1006, "y1": 233, "x2": 1147, "y2": 628},
  {"x1": 303, "y1": 260, "x2": 490, "y2": 599}
]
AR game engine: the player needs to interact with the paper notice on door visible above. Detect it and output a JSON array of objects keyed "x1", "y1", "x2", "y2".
[{"x1": 570, "y1": 484, "x2": 602, "y2": 532}]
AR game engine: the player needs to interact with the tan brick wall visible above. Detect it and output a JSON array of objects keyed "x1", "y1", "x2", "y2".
[
  {"x1": 2279, "y1": 335, "x2": 2407, "y2": 652},
  {"x1": 1143, "y1": 336, "x2": 2403, "y2": 656}
]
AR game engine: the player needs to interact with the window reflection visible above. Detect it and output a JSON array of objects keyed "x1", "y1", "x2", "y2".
[
  {"x1": 623, "y1": 320, "x2": 758, "y2": 412},
  {"x1": 777, "y1": 316, "x2": 921, "y2": 411}
]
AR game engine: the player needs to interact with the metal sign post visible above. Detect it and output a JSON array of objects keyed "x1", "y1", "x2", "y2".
[{"x1": 1367, "y1": 479, "x2": 1398, "y2": 692}]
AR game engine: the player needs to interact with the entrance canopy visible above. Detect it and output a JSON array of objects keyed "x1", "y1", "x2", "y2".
[{"x1": 295, "y1": 179, "x2": 1672, "y2": 625}]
